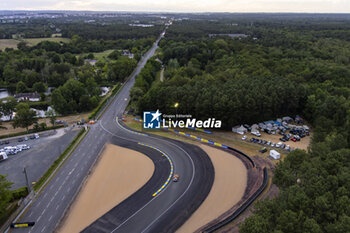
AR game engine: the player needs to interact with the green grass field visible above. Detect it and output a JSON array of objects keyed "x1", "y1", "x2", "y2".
[
  {"x1": 23, "y1": 37, "x2": 71, "y2": 46},
  {"x1": 0, "y1": 39, "x2": 20, "y2": 50},
  {"x1": 0, "y1": 37, "x2": 71, "y2": 50}
]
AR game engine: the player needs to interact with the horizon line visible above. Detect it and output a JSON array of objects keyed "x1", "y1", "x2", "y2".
[{"x1": 1, "y1": 10, "x2": 350, "y2": 14}]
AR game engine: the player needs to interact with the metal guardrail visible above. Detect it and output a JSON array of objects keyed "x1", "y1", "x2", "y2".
[{"x1": 203, "y1": 167, "x2": 268, "y2": 233}]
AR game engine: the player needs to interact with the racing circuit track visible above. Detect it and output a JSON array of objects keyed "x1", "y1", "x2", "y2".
[{"x1": 10, "y1": 28, "x2": 215, "y2": 233}]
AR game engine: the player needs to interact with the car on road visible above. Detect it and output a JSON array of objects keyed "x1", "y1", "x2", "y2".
[
  {"x1": 24, "y1": 136, "x2": 29, "y2": 141},
  {"x1": 242, "y1": 135, "x2": 247, "y2": 141},
  {"x1": 173, "y1": 174, "x2": 179, "y2": 182},
  {"x1": 18, "y1": 138, "x2": 24, "y2": 142},
  {"x1": 4, "y1": 140, "x2": 9, "y2": 144},
  {"x1": 30, "y1": 135, "x2": 35, "y2": 140}
]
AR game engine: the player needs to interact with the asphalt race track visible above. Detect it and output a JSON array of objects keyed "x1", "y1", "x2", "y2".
[{"x1": 11, "y1": 28, "x2": 215, "y2": 233}]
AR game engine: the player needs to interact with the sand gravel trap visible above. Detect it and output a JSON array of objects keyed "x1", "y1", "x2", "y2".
[
  {"x1": 59, "y1": 143, "x2": 154, "y2": 233},
  {"x1": 177, "y1": 145, "x2": 247, "y2": 233}
]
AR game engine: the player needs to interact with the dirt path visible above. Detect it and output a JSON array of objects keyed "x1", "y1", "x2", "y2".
[
  {"x1": 58, "y1": 143, "x2": 154, "y2": 233},
  {"x1": 176, "y1": 145, "x2": 247, "y2": 233}
]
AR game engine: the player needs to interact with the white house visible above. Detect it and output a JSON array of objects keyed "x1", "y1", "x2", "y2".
[{"x1": 15, "y1": 93, "x2": 40, "y2": 102}]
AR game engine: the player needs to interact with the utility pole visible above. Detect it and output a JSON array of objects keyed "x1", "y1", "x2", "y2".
[{"x1": 23, "y1": 167, "x2": 31, "y2": 192}]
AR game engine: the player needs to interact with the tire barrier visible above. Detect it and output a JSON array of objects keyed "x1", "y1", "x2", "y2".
[
  {"x1": 203, "y1": 167, "x2": 269, "y2": 233},
  {"x1": 227, "y1": 146, "x2": 255, "y2": 168}
]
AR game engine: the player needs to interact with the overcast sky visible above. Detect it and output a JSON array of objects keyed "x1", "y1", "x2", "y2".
[{"x1": 1, "y1": 0, "x2": 349, "y2": 13}]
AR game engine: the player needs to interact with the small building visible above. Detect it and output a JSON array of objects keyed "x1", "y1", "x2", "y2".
[
  {"x1": 15, "y1": 93, "x2": 40, "y2": 102},
  {"x1": 232, "y1": 125, "x2": 248, "y2": 135},
  {"x1": 121, "y1": 50, "x2": 134, "y2": 59},
  {"x1": 269, "y1": 150, "x2": 281, "y2": 160},
  {"x1": 84, "y1": 59, "x2": 97, "y2": 66}
]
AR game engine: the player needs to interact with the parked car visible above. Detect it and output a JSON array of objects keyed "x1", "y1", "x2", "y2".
[
  {"x1": 267, "y1": 141, "x2": 271, "y2": 146},
  {"x1": 4, "y1": 140, "x2": 9, "y2": 144},
  {"x1": 281, "y1": 144, "x2": 286, "y2": 149},
  {"x1": 18, "y1": 138, "x2": 24, "y2": 142},
  {"x1": 34, "y1": 133, "x2": 39, "y2": 139},
  {"x1": 280, "y1": 137, "x2": 286, "y2": 142},
  {"x1": 250, "y1": 138, "x2": 255, "y2": 142},
  {"x1": 285, "y1": 145, "x2": 291, "y2": 151},
  {"x1": 242, "y1": 135, "x2": 247, "y2": 141},
  {"x1": 271, "y1": 143, "x2": 276, "y2": 147},
  {"x1": 259, "y1": 147, "x2": 267, "y2": 153},
  {"x1": 276, "y1": 142, "x2": 283, "y2": 148},
  {"x1": 24, "y1": 136, "x2": 29, "y2": 141},
  {"x1": 30, "y1": 135, "x2": 35, "y2": 140}
]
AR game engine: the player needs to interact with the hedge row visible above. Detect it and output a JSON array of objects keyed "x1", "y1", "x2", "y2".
[
  {"x1": 10, "y1": 187, "x2": 29, "y2": 202},
  {"x1": 0, "y1": 125, "x2": 64, "y2": 140},
  {"x1": 89, "y1": 83, "x2": 121, "y2": 120},
  {"x1": 28, "y1": 100, "x2": 51, "y2": 110},
  {"x1": 33, "y1": 128, "x2": 86, "y2": 191}
]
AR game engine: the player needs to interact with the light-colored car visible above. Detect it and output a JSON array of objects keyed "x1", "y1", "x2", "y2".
[
  {"x1": 34, "y1": 133, "x2": 39, "y2": 139},
  {"x1": 242, "y1": 135, "x2": 247, "y2": 140},
  {"x1": 276, "y1": 142, "x2": 283, "y2": 148},
  {"x1": 271, "y1": 143, "x2": 276, "y2": 147}
]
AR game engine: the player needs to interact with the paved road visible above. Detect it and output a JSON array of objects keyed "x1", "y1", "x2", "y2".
[
  {"x1": 0, "y1": 128, "x2": 79, "y2": 189},
  {"x1": 11, "y1": 29, "x2": 214, "y2": 233}
]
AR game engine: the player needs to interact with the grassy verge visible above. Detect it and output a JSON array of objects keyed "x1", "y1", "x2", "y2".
[
  {"x1": 89, "y1": 83, "x2": 121, "y2": 120},
  {"x1": 0, "y1": 202, "x2": 18, "y2": 227},
  {"x1": 33, "y1": 128, "x2": 86, "y2": 191},
  {"x1": 0, "y1": 125, "x2": 64, "y2": 140}
]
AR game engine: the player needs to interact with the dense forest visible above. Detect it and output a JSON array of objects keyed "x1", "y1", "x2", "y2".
[{"x1": 130, "y1": 15, "x2": 350, "y2": 232}]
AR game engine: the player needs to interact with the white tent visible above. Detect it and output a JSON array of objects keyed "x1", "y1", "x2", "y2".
[
  {"x1": 232, "y1": 125, "x2": 247, "y2": 135},
  {"x1": 269, "y1": 150, "x2": 281, "y2": 160}
]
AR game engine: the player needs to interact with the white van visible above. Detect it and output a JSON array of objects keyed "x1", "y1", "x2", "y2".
[
  {"x1": 0, "y1": 152, "x2": 8, "y2": 161},
  {"x1": 34, "y1": 133, "x2": 40, "y2": 139}
]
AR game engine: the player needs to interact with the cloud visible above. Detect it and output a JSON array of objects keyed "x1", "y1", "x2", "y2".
[{"x1": 1, "y1": 0, "x2": 349, "y2": 12}]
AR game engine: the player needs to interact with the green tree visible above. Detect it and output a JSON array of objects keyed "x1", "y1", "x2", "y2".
[
  {"x1": 12, "y1": 103, "x2": 38, "y2": 132},
  {"x1": 0, "y1": 175, "x2": 13, "y2": 217},
  {"x1": 0, "y1": 97, "x2": 17, "y2": 120},
  {"x1": 33, "y1": 82, "x2": 47, "y2": 93},
  {"x1": 16, "y1": 81, "x2": 27, "y2": 94},
  {"x1": 45, "y1": 109, "x2": 56, "y2": 126}
]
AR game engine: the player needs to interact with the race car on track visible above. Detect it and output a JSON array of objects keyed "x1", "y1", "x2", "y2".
[{"x1": 173, "y1": 174, "x2": 179, "y2": 182}]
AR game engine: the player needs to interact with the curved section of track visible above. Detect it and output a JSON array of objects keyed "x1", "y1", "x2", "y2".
[{"x1": 81, "y1": 31, "x2": 214, "y2": 232}]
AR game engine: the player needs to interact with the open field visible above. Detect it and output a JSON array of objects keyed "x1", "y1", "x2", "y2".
[
  {"x1": 23, "y1": 37, "x2": 71, "y2": 46},
  {"x1": 177, "y1": 144, "x2": 247, "y2": 233},
  {"x1": 0, "y1": 38, "x2": 71, "y2": 50},
  {"x1": 0, "y1": 112, "x2": 90, "y2": 137},
  {"x1": 0, "y1": 39, "x2": 20, "y2": 50},
  {"x1": 59, "y1": 143, "x2": 154, "y2": 233}
]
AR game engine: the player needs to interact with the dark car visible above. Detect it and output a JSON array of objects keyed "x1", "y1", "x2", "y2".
[
  {"x1": 281, "y1": 144, "x2": 286, "y2": 149},
  {"x1": 280, "y1": 138, "x2": 286, "y2": 142},
  {"x1": 4, "y1": 140, "x2": 9, "y2": 144},
  {"x1": 263, "y1": 140, "x2": 267, "y2": 144},
  {"x1": 18, "y1": 138, "x2": 24, "y2": 142},
  {"x1": 259, "y1": 147, "x2": 267, "y2": 153},
  {"x1": 30, "y1": 135, "x2": 35, "y2": 140},
  {"x1": 250, "y1": 138, "x2": 255, "y2": 142}
]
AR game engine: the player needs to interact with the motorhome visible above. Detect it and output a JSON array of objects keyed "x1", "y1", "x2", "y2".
[{"x1": 0, "y1": 152, "x2": 8, "y2": 161}]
